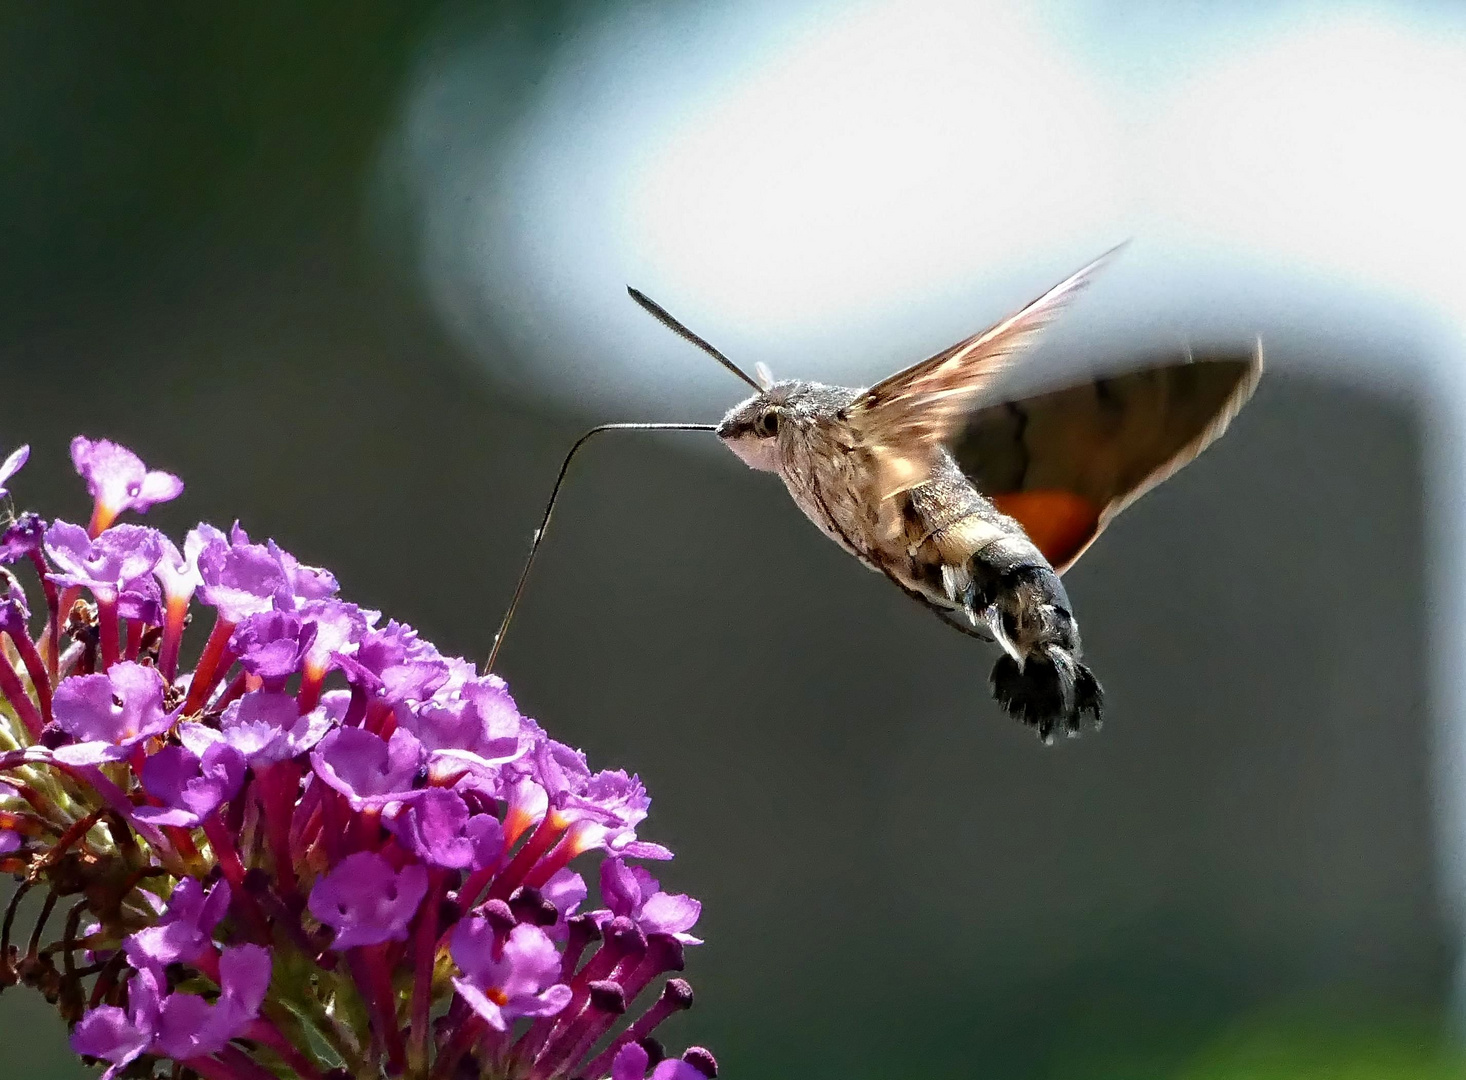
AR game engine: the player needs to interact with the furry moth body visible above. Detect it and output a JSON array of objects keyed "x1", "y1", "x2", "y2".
[{"x1": 634, "y1": 249, "x2": 1261, "y2": 740}]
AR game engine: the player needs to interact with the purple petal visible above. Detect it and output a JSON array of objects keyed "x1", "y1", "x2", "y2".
[
  {"x1": 70, "y1": 437, "x2": 183, "y2": 518},
  {"x1": 71, "y1": 966, "x2": 162, "y2": 1067},
  {"x1": 219, "y1": 689, "x2": 328, "y2": 765},
  {"x1": 0, "y1": 443, "x2": 28, "y2": 496},
  {"x1": 391, "y1": 788, "x2": 480, "y2": 869},
  {"x1": 451, "y1": 976, "x2": 509, "y2": 1031},
  {"x1": 231, "y1": 611, "x2": 315, "y2": 682},
  {"x1": 311, "y1": 726, "x2": 424, "y2": 809},
  {"x1": 217, "y1": 942, "x2": 272, "y2": 1014},
  {"x1": 52, "y1": 661, "x2": 173, "y2": 749},
  {"x1": 335, "y1": 620, "x2": 450, "y2": 701},
  {"x1": 137, "y1": 743, "x2": 245, "y2": 825},
  {"x1": 196, "y1": 535, "x2": 288, "y2": 623},
  {"x1": 137, "y1": 470, "x2": 185, "y2": 509},
  {"x1": 153, "y1": 527, "x2": 214, "y2": 604},
  {"x1": 540, "y1": 869, "x2": 587, "y2": 920},
  {"x1": 449, "y1": 914, "x2": 498, "y2": 980},
  {"x1": 600, "y1": 858, "x2": 643, "y2": 918},
  {"x1": 612, "y1": 1042, "x2": 652, "y2": 1080},
  {"x1": 0, "y1": 512, "x2": 44, "y2": 564},
  {"x1": 152, "y1": 946, "x2": 268, "y2": 1060},
  {"x1": 505, "y1": 982, "x2": 573, "y2": 1020},
  {"x1": 639, "y1": 893, "x2": 702, "y2": 940},
  {"x1": 617, "y1": 840, "x2": 676, "y2": 861},
  {"x1": 498, "y1": 924, "x2": 566, "y2": 998},
  {"x1": 267, "y1": 539, "x2": 339, "y2": 607},
  {"x1": 308, "y1": 852, "x2": 428, "y2": 950},
  {"x1": 650, "y1": 1061, "x2": 712, "y2": 1080},
  {"x1": 116, "y1": 579, "x2": 162, "y2": 626},
  {"x1": 451, "y1": 924, "x2": 565, "y2": 1010},
  {"x1": 44, "y1": 523, "x2": 164, "y2": 599},
  {"x1": 154, "y1": 994, "x2": 225, "y2": 1059},
  {"x1": 125, "y1": 879, "x2": 230, "y2": 968},
  {"x1": 50, "y1": 741, "x2": 127, "y2": 766},
  {"x1": 405, "y1": 677, "x2": 529, "y2": 764},
  {"x1": 297, "y1": 599, "x2": 373, "y2": 674},
  {"x1": 70, "y1": 1004, "x2": 151, "y2": 1068}
]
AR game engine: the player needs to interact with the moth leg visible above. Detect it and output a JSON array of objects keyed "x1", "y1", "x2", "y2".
[
  {"x1": 928, "y1": 605, "x2": 995, "y2": 642},
  {"x1": 874, "y1": 564, "x2": 996, "y2": 642},
  {"x1": 965, "y1": 535, "x2": 1103, "y2": 741}
]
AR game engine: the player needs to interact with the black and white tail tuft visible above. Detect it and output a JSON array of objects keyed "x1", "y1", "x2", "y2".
[{"x1": 967, "y1": 537, "x2": 1105, "y2": 741}]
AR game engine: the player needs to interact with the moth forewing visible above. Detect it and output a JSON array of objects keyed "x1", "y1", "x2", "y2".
[{"x1": 847, "y1": 244, "x2": 1126, "y2": 482}]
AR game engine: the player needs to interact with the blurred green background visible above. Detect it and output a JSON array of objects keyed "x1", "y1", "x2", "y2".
[{"x1": 3, "y1": 2, "x2": 1466, "y2": 1077}]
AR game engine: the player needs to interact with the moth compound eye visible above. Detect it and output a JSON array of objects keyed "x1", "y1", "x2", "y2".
[{"x1": 755, "y1": 410, "x2": 780, "y2": 438}]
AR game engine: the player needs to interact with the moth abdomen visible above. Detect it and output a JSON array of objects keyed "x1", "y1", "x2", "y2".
[{"x1": 967, "y1": 535, "x2": 1103, "y2": 741}]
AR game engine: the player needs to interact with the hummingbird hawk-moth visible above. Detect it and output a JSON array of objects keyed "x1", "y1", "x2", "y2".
[
  {"x1": 485, "y1": 248, "x2": 1260, "y2": 743},
  {"x1": 626, "y1": 248, "x2": 1261, "y2": 741}
]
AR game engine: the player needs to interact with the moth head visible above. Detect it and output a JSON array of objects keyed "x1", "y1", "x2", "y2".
[
  {"x1": 716, "y1": 380, "x2": 858, "y2": 471},
  {"x1": 716, "y1": 386, "x2": 789, "y2": 472}
]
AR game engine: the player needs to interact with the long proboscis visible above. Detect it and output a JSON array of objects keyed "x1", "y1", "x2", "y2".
[
  {"x1": 627, "y1": 286, "x2": 764, "y2": 391},
  {"x1": 483, "y1": 422, "x2": 718, "y2": 674}
]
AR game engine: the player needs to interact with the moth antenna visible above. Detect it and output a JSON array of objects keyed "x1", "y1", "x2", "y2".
[
  {"x1": 626, "y1": 286, "x2": 764, "y2": 392},
  {"x1": 484, "y1": 422, "x2": 718, "y2": 675},
  {"x1": 754, "y1": 362, "x2": 774, "y2": 390}
]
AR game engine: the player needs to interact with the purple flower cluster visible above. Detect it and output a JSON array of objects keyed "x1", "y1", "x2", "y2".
[{"x1": 0, "y1": 438, "x2": 713, "y2": 1080}]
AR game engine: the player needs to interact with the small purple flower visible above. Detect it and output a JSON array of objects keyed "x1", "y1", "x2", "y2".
[
  {"x1": 154, "y1": 526, "x2": 217, "y2": 608},
  {"x1": 336, "y1": 620, "x2": 450, "y2": 703},
  {"x1": 153, "y1": 943, "x2": 271, "y2": 1060},
  {"x1": 533, "y1": 743, "x2": 667, "y2": 862},
  {"x1": 296, "y1": 598, "x2": 375, "y2": 679},
  {"x1": 406, "y1": 676, "x2": 530, "y2": 765},
  {"x1": 389, "y1": 788, "x2": 503, "y2": 870},
  {"x1": 231, "y1": 610, "x2": 317, "y2": 682},
  {"x1": 196, "y1": 530, "x2": 288, "y2": 623},
  {"x1": 73, "y1": 943, "x2": 269, "y2": 1074},
  {"x1": 0, "y1": 443, "x2": 29, "y2": 499},
  {"x1": 51, "y1": 661, "x2": 177, "y2": 764},
  {"x1": 44, "y1": 521, "x2": 163, "y2": 601},
  {"x1": 0, "y1": 511, "x2": 44, "y2": 564},
  {"x1": 501, "y1": 773, "x2": 551, "y2": 845},
  {"x1": 124, "y1": 878, "x2": 231, "y2": 969},
  {"x1": 540, "y1": 868, "x2": 589, "y2": 935},
  {"x1": 307, "y1": 851, "x2": 428, "y2": 950},
  {"x1": 264, "y1": 535, "x2": 339, "y2": 607},
  {"x1": 70, "y1": 966, "x2": 162, "y2": 1078},
  {"x1": 117, "y1": 574, "x2": 163, "y2": 626},
  {"x1": 311, "y1": 726, "x2": 424, "y2": 810},
  {"x1": 193, "y1": 689, "x2": 334, "y2": 766},
  {"x1": 595, "y1": 859, "x2": 702, "y2": 945},
  {"x1": 70, "y1": 437, "x2": 183, "y2": 527},
  {"x1": 134, "y1": 743, "x2": 246, "y2": 827},
  {"x1": 450, "y1": 922, "x2": 573, "y2": 1031}
]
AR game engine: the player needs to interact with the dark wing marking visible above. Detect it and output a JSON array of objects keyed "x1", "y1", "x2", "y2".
[
  {"x1": 845, "y1": 246, "x2": 1123, "y2": 498},
  {"x1": 956, "y1": 343, "x2": 1263, "y2": 571}
]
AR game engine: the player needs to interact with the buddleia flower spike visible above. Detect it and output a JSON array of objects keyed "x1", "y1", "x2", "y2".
[{"x1": 0, "y1": 436, "x2": 715, "y2": 1080}]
